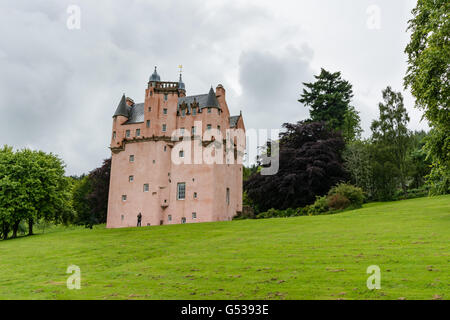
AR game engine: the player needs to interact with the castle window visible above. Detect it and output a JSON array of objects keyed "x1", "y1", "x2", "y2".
[
  {"x1": 129, "y1": 175, "x2": 134, "y2": 182},
  {"x1": 136, "y1": 129, "x2": 141, "y2": 137},
  {"x1": 179, "y1": 150, "x2": 184, "y2": 158},
  {"x1": 164, "y1": 145, "x2": 167, "y2": 152},
  {"x1": 191, "y1": 126, "x2": 196, "y2": 135},
  {"x1": 122, "y1": 195, "x2": 127, "y2": 201},
  {"x1": 163, "y1": 108, "x2": 168, "y2": 115},
  {"x1": 177, "y1": 183, "x2": 186, "y2": 200},
  {"x1": 146, "y1": 120, "x2": 150, "y2": 128},
  {"x1": 181, "y1": 109, "x2": 186, "y2": 117},
  {"x1": 226, "y1": 188, "x2": 230, "y2": 205},
  {"x1": 180, "y1": 127, "x2": 185, "y2": 136},
  {"x1": 181, "y1": 217, "x2": 186, "y2": 224},
  {"x1": 192, "y1": 212, "x2": 197, "y2": 219},
  {"x1": 113, "y1": 131, "x2": 116, "y2": 139},
  {"x1": 194, "y1": 192, "x2": 197, "y2": 199},
  {"x1": 143, "y1": 184, "x2": 149, "y2": 192},
  {"x1": 208, "y1": 108, "x2": 211, "y2": 113},
  {"x1": 168, "y1": 215, "x2": 172, "y2": 222},
  {"x1": 192, "y1": 108, "x2": 197, "y2": 115},
  {"x1": 126, "y1": 130, "x2": 130, "y2": 138},
  {"x1": 121, "y1": 214, "x2": 124, "y2": 221},
  {"x1": 207, "y1": 124, "x2": 212, "y2": 130},
  {"x1": 129, "y1": 155, "x2": 135, "y2": 162},
  {"x1": 149, "y1": 91, "x2": 153, "y2": 97},
  {"x1": 164, "y1": 93, "x2": 168, "y2": 101},
  {"x1": 148, "y1": 107, "x2": 151, "y2": 111},
  {"x1": 217, "y1": 125, "x2": 221, "y2": 131},
  {"x1": 162, "y1": 124, "x2": 167, "y2": 132}
]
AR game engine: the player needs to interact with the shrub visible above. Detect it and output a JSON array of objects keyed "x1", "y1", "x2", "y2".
[
  {"x1": 327, "y1": 194, "x2": 351, "y2": 210},
  {"x1": 328, "y1": 183, "x2": 364, "y2": 208},
  {"x1": 307, "y1": 196, "x2": 329, "y2": 215}
]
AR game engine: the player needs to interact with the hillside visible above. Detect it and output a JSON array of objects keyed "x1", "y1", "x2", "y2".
[{"x1": 0, "y1": 195, "x2": 448, "y2": 300}]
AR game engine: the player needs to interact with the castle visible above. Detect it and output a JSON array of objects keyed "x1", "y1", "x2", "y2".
[{"x1": 106, "y1": 68, "x2": 245, "y2": 228}]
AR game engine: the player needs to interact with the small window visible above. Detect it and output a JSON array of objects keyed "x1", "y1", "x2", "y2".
[
  {"x1": 136, "y1": 129, "x2": 141, "y2": 137},
  {"x1": 191, "y1": 126, "x2": 196, "y2": 135},
  {"x1": 122, "y1": 195, "x2": 127, "y2": 201},
  {"x1": 163, "y1": 108, "x2": 168, "y2": 115},
  {"x1": 207, "y1": 124, "x2": 212, "y2": 130},
  {"x1": 217, "y1": 125, "x2": 221, "y2": 131},
  {"x1": 192, "y1": 108, "x2": 197, "y2": 115},
  {"x1": 150, "y1": 92, "x2": 153, "y2": 97},
  {"x1": 113, "y1": 131, "x2": 116, "y2": 139},
  {"x1": 208, "y1": 108, "x2": 211, "y2": 113},
  {"x1": 192, "y1": 212, "x2": 197, "y2": 219},
  {"x1": 181, "y1": 217, "x2": 186, "y2": 224},
  {"x1": 193, "y1": 192, "x2": 197, "y2": 199},
  {"x1": 164, "y1": 145, "x2": 167, "y2": 152},
  {"x1": 180, "y1": 127, "x2": 185, "y2": 135},
  {"x1": 162, "y1": 124, "x2": 167, "y2": 132},
  {"x1": 179, "y1": 150, "x2": 184, "y2": 158},
  {"x1": 181, "y1": 109, "x2": 186, "y2": 117},
  {"x1": 226, "y1": 188, "x2": 230, "y2": 205},
  {"x1": 129, "y1": 155, "x2": 135, "y2": 162},
  {"x1": 143, "y1": 184, "x2": 149, "y2": 192},
  {"x1": 168, "y1": 215, "x2": 172, "y2": 222},
  {"x1": 121, "y1": 214, "x2": 124, "y2": 221},
  {"x1": 164, "y1": 94, "x2": 168, "y2": 101},
  {"x1": 126, "y1": 130, "x2": 130, "y2": 138},
  {"x1": 148, "y1": 106, "x2": 152, "y2": 111},
  {"x1": 146, "y1": 120, "x2": 150, "y2": 128},
  {"x1": 177, "y1": 183, "x2": 186, "y2": 200},
  {"x1": 129, "y1": 175, "x2": 134, "y2": 182}
]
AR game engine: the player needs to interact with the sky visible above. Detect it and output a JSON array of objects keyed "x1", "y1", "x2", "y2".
[{"x1": 0, "y1": 0, "x2": 427, "y2": 175}]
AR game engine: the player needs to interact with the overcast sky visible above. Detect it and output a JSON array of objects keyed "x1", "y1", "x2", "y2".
[{"x1": 0, "y1": 0, "x2": 427, "y2": 175}]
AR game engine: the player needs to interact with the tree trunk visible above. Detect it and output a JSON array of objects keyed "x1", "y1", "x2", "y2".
[
  {"x1": 28, "y1": 218, "x2": 34, "y2": 236},
  {"x1": 11, "y1": 221, "x2": 20, "y2": 238},
  {"x1": 2, "y1": 223, "x2": 9, "y2": 240}
]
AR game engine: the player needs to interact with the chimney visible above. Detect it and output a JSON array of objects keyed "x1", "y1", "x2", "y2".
[
  {"x1": 216, "y1": 84, "x2": 225, "y2": 98},
  {"x1": 126, "y1": 97, "x2": 135, "y2": 106}
]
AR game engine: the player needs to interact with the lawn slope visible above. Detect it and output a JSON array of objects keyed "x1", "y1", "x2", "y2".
[{"x1": 0, "y1": 195, "x2": 448, "y2": 300}]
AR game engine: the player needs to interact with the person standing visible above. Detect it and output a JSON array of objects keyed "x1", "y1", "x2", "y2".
[{"x1": 137, "y1": 212, "x2": 142, "y2": 227}]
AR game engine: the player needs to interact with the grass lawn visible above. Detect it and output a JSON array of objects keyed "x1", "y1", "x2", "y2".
[{"x1": 0, "y1": 195, "x2": 448, "y2": 300}]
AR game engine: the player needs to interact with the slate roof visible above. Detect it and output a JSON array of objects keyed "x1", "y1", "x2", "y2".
[
  {"x1": 177, "y1": 87, "x2": 220, "y2": 112},
  {"x1": 124, "y1": 103, "x2": 145, "y2": 124},
  {"x1": 229, "y1": 115, "x2": 240, "y2": 128},
  {"x1": 113, "y1": 94, "x2": 131, "y2": 118}
]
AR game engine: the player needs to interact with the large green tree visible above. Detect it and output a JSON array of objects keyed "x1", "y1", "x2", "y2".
[
  {"x1": 299, "y1": 68, "x2": 361, "y2": 141},
  {"x1": 0, "y1": 146, "x2": 73, "y2": 239},
  {"x1": 371, "y1": 87, "x2": 411, "y2": 196},
  {"x1": 404, "y1": 0, "x2": 449, "y2": 194}
]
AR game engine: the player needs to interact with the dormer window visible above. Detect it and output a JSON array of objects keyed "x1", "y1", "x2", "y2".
[
  {"x1": 181, "y1": 109, "x2": 186, "y2": 117},
  {"x1": 192, "y1": 108, "x2": 197, "y2": 115},
  {"x1": 208, "y1": 108, "x2": 212, "y2": 113}
]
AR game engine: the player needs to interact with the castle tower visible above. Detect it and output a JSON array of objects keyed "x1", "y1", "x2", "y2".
[{"x1": 106, "y1": 68, "x2": 245, "y2": 228}]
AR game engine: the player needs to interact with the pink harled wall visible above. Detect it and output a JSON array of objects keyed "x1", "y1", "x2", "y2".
[{"x1": 106, "y1": 82, "x2": 245, "y2": 228}]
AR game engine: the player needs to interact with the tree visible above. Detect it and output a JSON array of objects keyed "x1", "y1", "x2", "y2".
[
  {"x1": 404, "y1": 0, "x2": 449, "y2": 194},
  {"x1": 371, "y1": 86, "x2": 411, "y2": 195},
  {"x1": 299, "y1": 68, "x2": 360, "y2": 141},
  {"x1": 0, "y1": 147, "x2": 73, "y2": 238},
  {"x1": 342, "y1": 140, "x2": 374, "y2": 198},
  {"x1": 244, "y1": 121, "x2": 347, "y2": 212},
  {"x1": 71, "y1": 158, "x2": 111, "y2": 228}
]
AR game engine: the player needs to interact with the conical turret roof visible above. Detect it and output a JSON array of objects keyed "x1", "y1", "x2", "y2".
[
  {"x1": 205, "y1": 86, "x2": 219, "y2": 108},
  {"x1": 113, "y1": 94, "x2": 130, "y2": 118}
]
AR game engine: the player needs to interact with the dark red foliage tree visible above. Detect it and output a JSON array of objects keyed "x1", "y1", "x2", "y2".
[
  {"x1": 244, "y1": 121, "x2": 347, "y2": 212},
  {"x1": 86, "y1": 158, "x2": 111, "y2": 226}
]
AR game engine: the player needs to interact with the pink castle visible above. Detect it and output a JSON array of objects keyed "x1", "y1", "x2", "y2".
[{"x1": 106, "y1": 68, "x2": 245, "y2": 228}]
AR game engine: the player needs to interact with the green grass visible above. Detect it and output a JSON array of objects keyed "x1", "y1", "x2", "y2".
[{"x1": 0, "y1": 195, "x2": 449, "y2": 300}]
